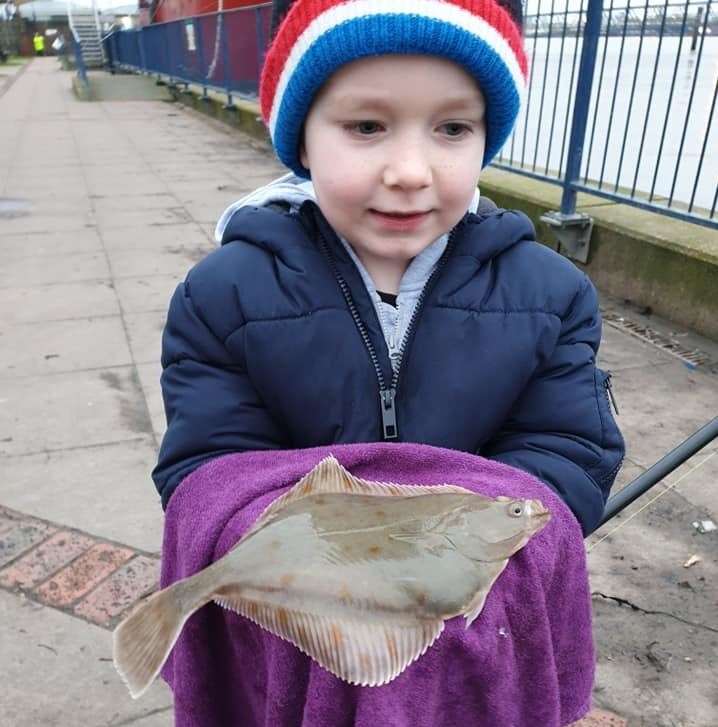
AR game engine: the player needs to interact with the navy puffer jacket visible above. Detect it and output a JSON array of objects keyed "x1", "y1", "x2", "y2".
[{"x1": 153, "y1": 200, "x2": 624, "y2": 534}]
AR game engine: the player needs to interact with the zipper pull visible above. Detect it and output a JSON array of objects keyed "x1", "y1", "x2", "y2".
[
  {"x1": 604, "y1": 372, "x2": 619, "y2": 415},
  {"x1": 380, "y1": 388, "x2": 398, "y2": 439}
]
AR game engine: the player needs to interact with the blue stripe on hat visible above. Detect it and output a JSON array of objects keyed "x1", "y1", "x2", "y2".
[{"x1": 272, "y1": 14, "x2": 521, "y2": 178}]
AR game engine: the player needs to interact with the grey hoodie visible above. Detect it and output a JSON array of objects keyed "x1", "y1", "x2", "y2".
[{"x1": 215, "y1": 173, "x2": 482, "y2": 371}]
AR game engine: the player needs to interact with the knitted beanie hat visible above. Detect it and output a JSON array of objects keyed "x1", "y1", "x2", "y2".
[{"x1": 260, "y1": 0, "x2": 528, "y2": 180}]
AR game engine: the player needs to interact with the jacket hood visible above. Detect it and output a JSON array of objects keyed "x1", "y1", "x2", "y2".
[{"x1": 215, "y1": 173, "x2": 316, "y2": 244}]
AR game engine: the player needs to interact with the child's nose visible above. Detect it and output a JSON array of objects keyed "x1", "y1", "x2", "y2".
[{"x1": 382, "y1": 143, "x2": 433, "y2": 189}]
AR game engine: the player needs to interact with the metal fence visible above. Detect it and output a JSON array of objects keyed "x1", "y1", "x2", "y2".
[
  {"x1": 104, "y1": 0, "x2": 717, "y2": 231},
  {"x1": 499, "y1": 0, "x2": 717, "y2": 233},
  {"x1": 72, "y1": 30, "x2": 88, "y2": 85},
  {"x1": 104, "y1": 4, "x2": 272, "y2": 103}
]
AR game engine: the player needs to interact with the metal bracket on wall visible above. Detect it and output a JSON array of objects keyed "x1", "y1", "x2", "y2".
[{"x1": 540, "y1": 210, "x2": 594, "y2": 264}]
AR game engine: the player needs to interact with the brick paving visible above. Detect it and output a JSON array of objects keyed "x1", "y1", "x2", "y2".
[
  {"x1": 574, "y1": 709, "x2": 628, "y2": 726},
  {"x1": 0, "y1": 505, "x2": 159, "y2": 629}
]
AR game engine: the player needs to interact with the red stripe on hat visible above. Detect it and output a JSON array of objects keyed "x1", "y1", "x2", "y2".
[{"x1": 260, "y1": 0, "x2": 527, "y2": 123}]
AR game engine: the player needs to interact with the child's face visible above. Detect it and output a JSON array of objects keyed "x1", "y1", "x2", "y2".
[{"x1": 300, "y1": 54, "x2": 486, "y2": 281}]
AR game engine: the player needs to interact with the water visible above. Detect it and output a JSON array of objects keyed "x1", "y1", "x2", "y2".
[{"x1": 498, "y1": 35, "x2": 718, "y2": 215}]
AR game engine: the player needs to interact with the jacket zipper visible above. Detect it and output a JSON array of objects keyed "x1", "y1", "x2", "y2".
[
  {"x1": 603, "y1": 371, "x2": 619, "y2": 415},
  {"x1": 311, "y1": 205, "x2": 457, "y2": 440}
]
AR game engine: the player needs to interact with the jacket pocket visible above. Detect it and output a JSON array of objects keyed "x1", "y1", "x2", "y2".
[{"x1": 593, "y1": 367, "x2": 625, "y2": 492}]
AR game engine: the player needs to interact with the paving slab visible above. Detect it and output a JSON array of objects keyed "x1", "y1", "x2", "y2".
[
  {"x1": 0, "y1": 229, "x2": 105, "y2": 258},
  {"x1": 106, "y1": 242, "x2": 211, "y2": 278},
  {"x1": 113, "y1": 274, "x2": 179, "y2": 314},
  {"x1": 0, "y1": 250, "x2": 110, "y2": 287},
  {"x1": 0, "y1": 590, "x2": 172, "y2": 727},
  {"x1": 0, "y1": 210, "x2": 97, "y2": 235},
  {"x1": 136, "y1": 361, "x2": 167, "y2": 443},
  {"x1": 0, "y1": 280, "x2": 119, "y2": 325},
  {"x1": 0, "y1": 317, "x2": 133, "y2": 377},
  {"x1": 608, "y1": 361, "x2": 718, "y2": 469},
  {"x1": 91, "y1": 193, "x2": 180, "y2": 214},
  {"x1": 597, "y1": 321, "x2": 678, "y2": 371},
  {"x1": 1, "y1": 440, "x2": 163, "y2": 553},
  {"x1": 124, "y1": 311, "x2": 168, "y2": 365},
  {"x1": 95, "y1": 206, "x2": 194, "y2": 229},
  {"x1": 0, "y1": 366, "x2": 152, "y2": 456},
  {"x1": 99, "y1": 222, "x2": 209, "y2": 249}
]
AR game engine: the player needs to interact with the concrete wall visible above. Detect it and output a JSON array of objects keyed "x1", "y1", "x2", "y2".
[{"x1": 479, "y1": 169, "x2": 718, "y2": 341}]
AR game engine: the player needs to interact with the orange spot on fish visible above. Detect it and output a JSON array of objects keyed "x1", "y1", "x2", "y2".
[
  {"x1": 276, "y1": 607, "x2": 289, "y2": 628},
  {"x1": 368, "y1": 545, "x2": 382, "y2": 556},
  {"x1": 416, "y1": 591, "x2": 427, "y2": 607},
  {"x1": 329, "y1": 624, "x2": 344, "y2": 649},
  {"x1": 279, "y1": 573, "x2": 295, "y2": 588},
  {"x1": 336, "y1": 584, "x2": 353, "y2": 604},
  {"x1": 386, "y1": 633, "x2": 398, "y2": 661}
]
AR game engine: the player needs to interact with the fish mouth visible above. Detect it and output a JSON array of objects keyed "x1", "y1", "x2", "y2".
[{"x1": 527, "y1": 499, "x2": 551, "y2": 527}]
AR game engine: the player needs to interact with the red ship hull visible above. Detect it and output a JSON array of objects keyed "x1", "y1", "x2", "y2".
[{"x1": 152, "y1": 0, "x2": 261, "y2": 24}]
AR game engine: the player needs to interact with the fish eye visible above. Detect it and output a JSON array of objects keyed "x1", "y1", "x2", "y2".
[{"x1": 508, "y1": 502, "x2": 523, "y2": 518}]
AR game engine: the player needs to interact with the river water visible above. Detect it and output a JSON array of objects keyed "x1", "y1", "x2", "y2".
[{"x1": 498, "y1": 35, "x2": 718, "y2": 214}]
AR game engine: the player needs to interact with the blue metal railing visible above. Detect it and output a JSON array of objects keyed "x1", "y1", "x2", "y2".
[
  {"x1": 71, "y1": 30, "x2": 88, "y2": 85},
  {"x1": 103, "y1": 0, "x2": 717, "y2": 229},
  {"x1": 498, "y1": 0, "x2": 717, "y2": 229}
]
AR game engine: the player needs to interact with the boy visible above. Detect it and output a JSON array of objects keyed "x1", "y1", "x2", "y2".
[{"x1": 153, "y1": 0, "x2": 624, "y2": 535}]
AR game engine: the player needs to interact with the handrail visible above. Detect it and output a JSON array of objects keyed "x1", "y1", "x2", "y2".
[
  {"x1": 599, "y1": 417, "x2": 718, "y2": 527},
  {"x1": 67, "y1": 3, "x2": 88, "y2": 85}
]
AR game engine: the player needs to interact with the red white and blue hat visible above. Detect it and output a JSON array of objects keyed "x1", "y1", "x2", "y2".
[{"x1": 260, "y1": 0, "x2": 528, "y2": 179}]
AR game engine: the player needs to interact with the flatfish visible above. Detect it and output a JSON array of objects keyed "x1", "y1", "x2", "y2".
[{"x1": 114, "y1": 456, "x2": 550, "y2": 697}]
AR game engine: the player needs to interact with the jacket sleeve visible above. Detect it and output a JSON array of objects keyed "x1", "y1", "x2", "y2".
[
  {"x1": 152, "y1": 279, "x2": 287, "y2": 509},
  {"x1": 482, "y1": 275, "x2": 625, "y2": 535}
]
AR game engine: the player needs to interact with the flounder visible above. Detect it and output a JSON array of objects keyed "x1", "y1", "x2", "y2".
[{"x1": 114, "y1": 456, "x2": 550, "y2": 697}]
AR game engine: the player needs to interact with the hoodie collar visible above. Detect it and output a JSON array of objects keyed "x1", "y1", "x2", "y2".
[
  {"x1": 215, "y1": 173, "x2": 482, "y2": 246},
  {"x1": 215, "y1": 174, "x2": 482, "y2": 292}
]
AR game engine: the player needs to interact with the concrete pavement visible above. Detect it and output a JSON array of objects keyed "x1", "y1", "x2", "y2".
[{"x1": 1, "y1": 59, "x2": 716, "y2": 726}]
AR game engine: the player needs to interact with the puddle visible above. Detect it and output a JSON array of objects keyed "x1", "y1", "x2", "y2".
[{"x1": 0, "y1": 198, "x2": 31, "y2": 218}]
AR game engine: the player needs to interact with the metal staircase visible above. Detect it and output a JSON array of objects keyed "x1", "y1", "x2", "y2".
[{"x1": 68, "y1": 4, "x2": 104, "y2": 69}]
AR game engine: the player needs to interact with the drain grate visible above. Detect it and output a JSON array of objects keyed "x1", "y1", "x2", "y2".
[{"x1": 602, "y1": 311, "x2": 713, "y2": 369}]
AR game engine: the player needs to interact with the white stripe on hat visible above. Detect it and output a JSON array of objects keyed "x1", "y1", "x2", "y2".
[{"x1": 268, "y1": 0, "x2": 527, "y2": 137}]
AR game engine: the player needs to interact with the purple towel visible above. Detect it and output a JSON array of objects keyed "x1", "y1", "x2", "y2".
[{"x1": 160, "y1": 442, "x2": 594, "y2": 726}]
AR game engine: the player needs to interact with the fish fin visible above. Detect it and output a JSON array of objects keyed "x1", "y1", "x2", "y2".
[
  {"x1": 214, "y1": 593, "x2": 444, "y2": 686},
  {"x1": 113, "y1": 580, "x2": 206, "y2": 699},
  {"x1": 462, "y1": 559, "x2": 509, "y2": 628},
  {"x1": 388, "y1": 531, "x2": 452, "y2": 555},
  {"x1": 244, "y1": 456, "x2": 477, "y2": 539}
]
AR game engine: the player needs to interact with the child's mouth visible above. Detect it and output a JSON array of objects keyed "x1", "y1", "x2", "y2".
[{"x1": 370, "y1": 209, "x2": 431, "y2": 230}]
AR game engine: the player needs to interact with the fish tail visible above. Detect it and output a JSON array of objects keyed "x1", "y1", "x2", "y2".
[{"x1": 113, "y1": 579, "x2": 204, "y2": 699}]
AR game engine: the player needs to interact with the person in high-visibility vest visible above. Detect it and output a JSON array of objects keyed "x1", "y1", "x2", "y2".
[{"x1": 33, "y1": 32, "x2": 45, "y2": 56}]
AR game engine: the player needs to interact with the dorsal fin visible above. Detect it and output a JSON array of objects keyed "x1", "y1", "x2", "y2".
[
  {"x1": 243, "y1": 455, "x2": 476, "y2": 539},
  {"x1": 213, "y1": 591, "x2": 444, "y2": 686}
]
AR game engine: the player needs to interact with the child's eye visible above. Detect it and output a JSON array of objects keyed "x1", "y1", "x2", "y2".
[
  {"x1": 346, "y1": 121, "x2": 383, "y2": 136},
  {"x1": 441, "y1": 122, "x2": 472, "y2": 138}
]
